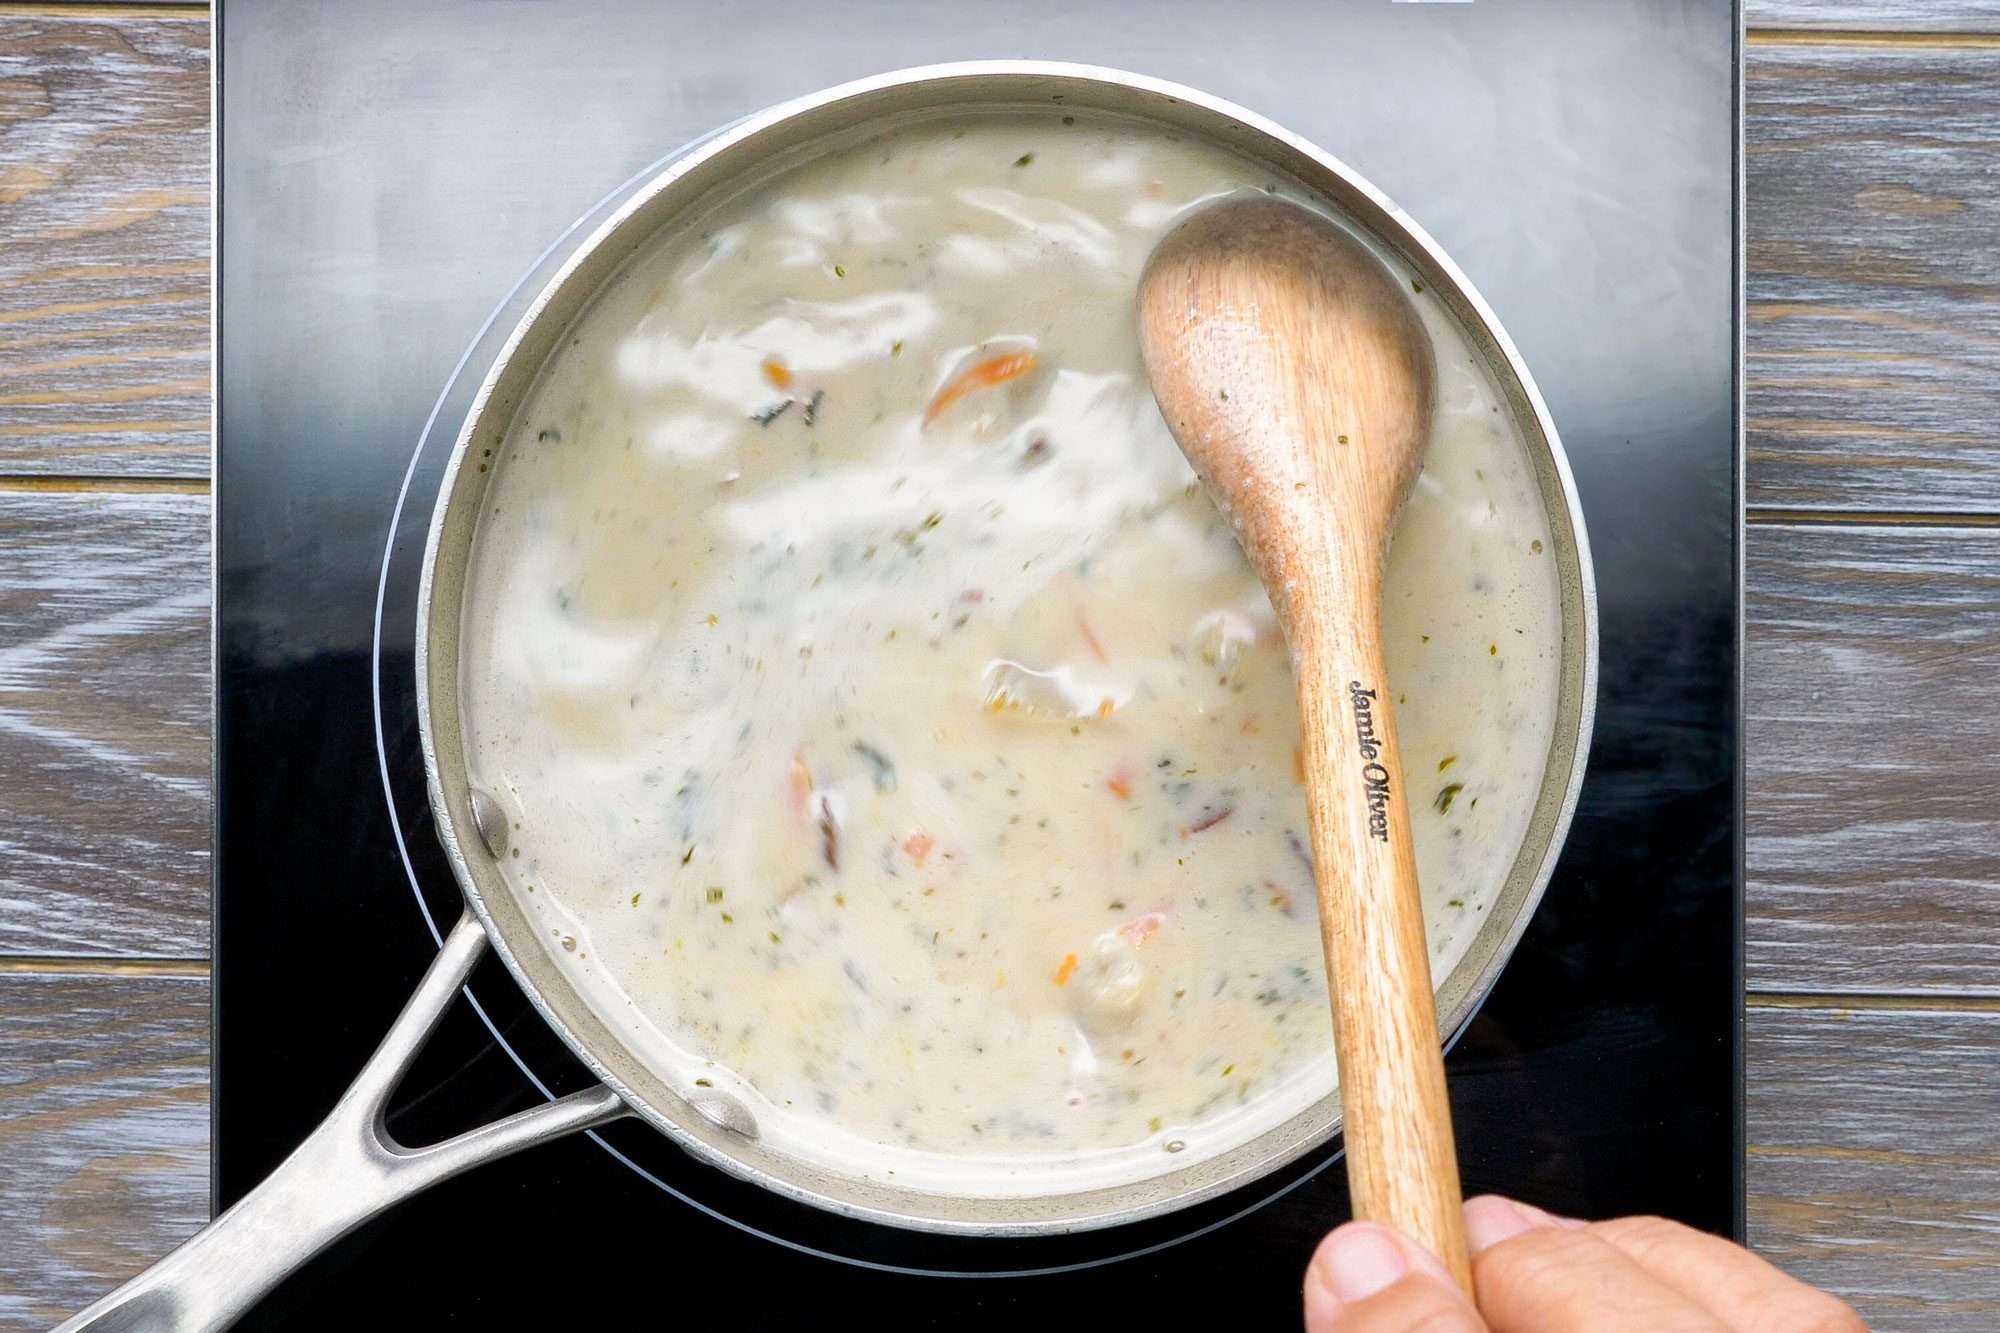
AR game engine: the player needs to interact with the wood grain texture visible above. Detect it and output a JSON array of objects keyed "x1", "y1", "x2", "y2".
[
  {"x1": 1749, "y1": 3, "x2": 2000, "y2": 31},
  {"x1": 1746, "y1": 522, "x2": 2000, "y2": 995},
  {"x1": 0, "y1": 492, "x2": 210, "y2": 960},
  {"x1": 1746, "y1": 1001, "x2": 2000, "y2": 1331},
  {"x1": 0, "y1": 971, "x2": 207, "y2": 1333},
  {"x1": 1745, "y1": 39, "x2": 2000, "y2": 513},
  {"x1": 0, "y1": 11, "x2": 209, "y2": 478}
]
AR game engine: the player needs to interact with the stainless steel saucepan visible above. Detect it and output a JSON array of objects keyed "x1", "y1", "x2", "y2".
[{"x1": 61, "y1": 61, "x2": 1596, "y2": 1332}]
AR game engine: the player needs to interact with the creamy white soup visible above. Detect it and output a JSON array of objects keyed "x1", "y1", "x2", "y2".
[{"x1": 458, "y1": 112, "x2": 1560, "y2": 1197}]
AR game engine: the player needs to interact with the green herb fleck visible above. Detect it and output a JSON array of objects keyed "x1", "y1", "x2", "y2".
[
  {"x1": 681, "y1": 846, "x2": 695, "y2": 865},
  {"x1": 1014, "y1": 153, "x2": 1034, "y2": 167},
  {"x1": 1434, "y1": 783, "x2": 1465, "y2": 814},
  {"x1": 695, "y1": 1078, "x2": 713, "y2": 1087},
  {"x1": 833, "y1": 263, "x2": 846, "y2": 278},
  {"x1": 630, "y1": 893, "x2": 641, "y2": 907},
  {"x1": 1489, "y1": 644, "x2": 1499, "y2": 656},
  {"x1": 720, "y1": 912, "x2": 734, "y2": 925},
  {"x1": 1531, "y1": 539, "x2": 1544, "y2": 554},
  {"x1": 1221, "y1": 1064, "x2": 1235, "y2": 1077},
  {"x1": 769, "y1": 931, "x2": 782, "y2": 945},
  {"x1": 705, "y1": 887, "x2": 725, "y2": 904},
  {"x1": 1412, "y1": 279, "x2": 1424, "y2": 294},
  {"x1": 891, "y1": 340, "x2": 904, "y2": 357},
  {"x1": 1447, "y1": 898, "x2": 1466, "y2": 909},
  {"x1": 1109, "y1": 899, "x2": 1127, "y2": 911},
  {"x1": 1438, "y1": 755, "x2": 1458, "y2": 773}
]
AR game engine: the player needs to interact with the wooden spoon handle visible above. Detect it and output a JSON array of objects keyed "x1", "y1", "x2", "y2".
[{"x1": 1296, "y1": 611, "x2": 1472, "y2": 1292}]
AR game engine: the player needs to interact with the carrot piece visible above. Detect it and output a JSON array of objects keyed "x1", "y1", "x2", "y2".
[
  {"x1": 763, "y1": 358, "x2": 794, "y2": 390},
  {"x1": 788, "y1": 752, "x2": 814, "y2": 821},
  {"x1": 1118, "y1": 912, "x2": 1167, "y2": 948},
  {"x1": 922, "y1": 350, "x2": 1038, "y2": 427},
  {"x1": 1076, "y1": 610, "x2": 1110, "y2": 664},
  {"x1": 902, "y1": 831, "x2": 935, "y2": 868},
  {"x1": 1053, "y1": 952, "x2": 1079, "y2": 986},
  {"x1": 1106, "y1": 760, "x2": 1135, "y2": 802}
]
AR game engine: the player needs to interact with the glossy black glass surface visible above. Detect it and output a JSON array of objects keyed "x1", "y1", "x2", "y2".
[{"x1": 217, "y1": 1, "x2": 1741, "y2": 1324}]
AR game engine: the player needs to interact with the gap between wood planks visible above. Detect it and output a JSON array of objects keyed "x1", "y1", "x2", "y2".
[
  {"x1": 1746, "y1": 28, "x2": 2000, "y2": 50},
  {"x1": 1747, "y1": 508, "x2": 2000, "y2": 528},
  {"x1": 0, "y1": 475, "x2": 207, "y2": 494},
  {"x1": 0, "y1": 2, "x2": 207, "y2": 17},
  {"x1": 1749, "y1": 990, "x2": 2000, "y2": 1013},
  {"x1": 0, "y1": 956, "x2": 208, "y2": 977}
]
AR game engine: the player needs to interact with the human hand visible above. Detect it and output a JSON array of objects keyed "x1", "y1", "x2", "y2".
[{"x1": 1303, "y1": 1195, "x2": 1866, "y2": 1332}]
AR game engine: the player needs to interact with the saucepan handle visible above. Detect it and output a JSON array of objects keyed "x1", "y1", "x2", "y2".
[{"x1": 55, "y1": 913, "x2": 629, "y2": 1333}]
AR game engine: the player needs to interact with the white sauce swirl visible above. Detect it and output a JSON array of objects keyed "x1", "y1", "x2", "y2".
[{"x1": 460, "y1": 114, "x2": 1560, "y2": 1198}]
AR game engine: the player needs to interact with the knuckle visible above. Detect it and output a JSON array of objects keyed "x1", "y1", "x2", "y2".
[
  {"x1": 1474, "y1": 1225, "x2": 1614, "y2": 1304},
  {"x1": 1595, "y1": 1213, "x2": 1682, "y2": 1242},
  {"x1": 1592, "y1": 1213, "x2": 1693, "y2": 1258}
]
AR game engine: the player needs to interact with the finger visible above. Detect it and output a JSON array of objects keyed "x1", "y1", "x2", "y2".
[
  {"x1": 1464, "y1": 1193, "x2": 1587, "y2": 1249},
  {"x1": 1304, "y1": 1220, "x2": 1486, "y2": 1333},
  {"x1": 1464, "y1": 1197, "x2": 1728, "y2": 1333},
  {"x1": 1589, "y1": 1215, "x2": 1868, "y2": 1333}
]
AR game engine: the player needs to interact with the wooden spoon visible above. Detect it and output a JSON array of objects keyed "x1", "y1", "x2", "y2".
[{"x1": 1138, "y1": 197, "x2": 1471, "y2": 1289}]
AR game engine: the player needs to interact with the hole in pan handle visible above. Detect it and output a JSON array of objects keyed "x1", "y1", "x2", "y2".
[{"x1": 53, "y1": 914, "x2": 630, "y2": 1333}]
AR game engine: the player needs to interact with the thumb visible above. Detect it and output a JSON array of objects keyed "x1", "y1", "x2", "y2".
[{"x1": 1304, "y1": 1221, "x2": 1487, "y2": 1333}]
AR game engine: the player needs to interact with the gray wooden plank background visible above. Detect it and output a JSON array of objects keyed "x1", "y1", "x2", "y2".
[
  {"x1": 1745, "y1": 522, "x2": 2000, "y2": 996},
  {"x1": 1748, "y1": 2, "x2": 2000, "y2": 31},
  {"x1": 0, "y1": 12, "x2": 210, "y2": 478},
  {"x1": 0, "y1": 492, "x2": 211, "y2": 961},
  {"x1": 1, "y1": 4, "x2": 1996, "y2": 1330},
  {"x1": 1745, "y1": 36, "x2": 2000, "y2": 513},
  {"x1": 0, "y1": 971, "x2": 208, "y2": 1332},
  {"x1": 1745, "y1": 999, "x2": 2000, "y2": 1323}
]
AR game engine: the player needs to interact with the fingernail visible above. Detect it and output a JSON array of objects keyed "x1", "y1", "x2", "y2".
[
  {"x1": 1464, "y1": 1195, "x2": 1541, "y2": 1253},
  {"x1": 1310, "y1": 1223, "x2": 1410, "y2": 1304}
]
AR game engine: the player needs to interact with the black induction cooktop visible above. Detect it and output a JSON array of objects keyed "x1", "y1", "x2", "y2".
[{"x1": 215, "y1": 1, "x2": 1741, "y2": 1325}]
